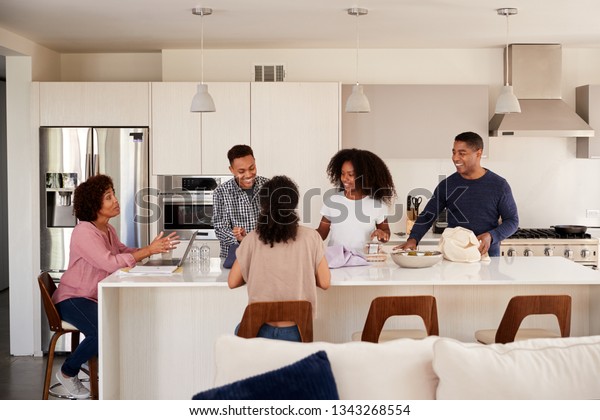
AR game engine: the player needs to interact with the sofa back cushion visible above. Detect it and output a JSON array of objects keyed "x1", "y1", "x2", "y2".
[
  {"x1": 433, "y1": 335, "x2": 600, "y2": 399},
  {"x1": 214, "y1": 335, "x2": 439, "y2": 400}
]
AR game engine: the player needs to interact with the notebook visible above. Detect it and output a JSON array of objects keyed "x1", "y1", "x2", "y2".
[{"x1": 128, "y1": 231, "x2": 198, "y2": 273}]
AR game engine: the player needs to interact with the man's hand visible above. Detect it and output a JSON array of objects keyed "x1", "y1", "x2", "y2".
[
  {"x1": 477, "y1": 232, "x2": 492, "y2": 255},
  {"x1": 232, "y1": 227, "x2": 247, "y2": 242},
  {"x1": 393, "y1": 238, "x2": 417, "y2": 251}
]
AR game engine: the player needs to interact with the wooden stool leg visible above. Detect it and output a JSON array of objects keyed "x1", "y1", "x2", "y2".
[
  {"x1": 88, "y1": 357, "x2": 98, "y2": 400},
  {"x1": 43, "y1": 333, "x2": 62, "y2": 399}
]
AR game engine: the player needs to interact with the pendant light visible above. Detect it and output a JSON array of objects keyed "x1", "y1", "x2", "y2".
[
  {"x1": 495, "y1": 8, "x2": 521, "y2": 114},
  {"x1": 345, "y1": 7, "x2": 370, "y2": 113},
  {"x1": 190, "y1": 7, "x2": 216, "y2": 112}
]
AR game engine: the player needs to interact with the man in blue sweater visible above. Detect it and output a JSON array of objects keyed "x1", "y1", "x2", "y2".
[{"x1": 399, "y1": 131, "x2": 518, "y2": 256}]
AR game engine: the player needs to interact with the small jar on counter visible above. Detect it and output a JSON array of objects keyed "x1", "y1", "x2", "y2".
[{"x1": 364, "y1": 241, "x2": 382, "y2": 255}]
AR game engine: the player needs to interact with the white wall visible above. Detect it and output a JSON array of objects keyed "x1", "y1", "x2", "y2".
[
  {"x1": 61, "y1": 53, "x2": 162, "y2": 81},
  {"x1": 6, "y1": 56, "x2": 39, "y2": 355},
  {"x1": 0, "y1": 26, "x2": 60, "y2": 81}
]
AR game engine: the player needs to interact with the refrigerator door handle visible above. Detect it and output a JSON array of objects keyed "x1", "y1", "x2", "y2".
[
  {"x1": 93, "y1": 153, "x2": 99, "y2": 175},
  {"x1": 85, "y1": 153, "x2": 93, "y2": 179}
]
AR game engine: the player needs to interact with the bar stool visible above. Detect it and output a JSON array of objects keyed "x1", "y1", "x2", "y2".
[
  {"x1": 236, "y1": 300, "x2": 313, "y2": 342},
  {"x1": 353, "y1": 296, "x2": 439, "y2": 343},
  {"x1": 475, "y1": 295, "x2": 572, "y2": 344},
  {"x1": 38, "y1": 272, "x2": 98, "y2": 399}
]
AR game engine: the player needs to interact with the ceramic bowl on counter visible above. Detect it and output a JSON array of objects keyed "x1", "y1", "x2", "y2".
[{"x1": 391, "y1": 250, "x2": 443, "y2": 268}]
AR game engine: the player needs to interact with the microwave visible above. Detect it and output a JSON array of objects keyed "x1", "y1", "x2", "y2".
[{"x1": 157, "y1": 175, "x2": 232, "y2": 240}]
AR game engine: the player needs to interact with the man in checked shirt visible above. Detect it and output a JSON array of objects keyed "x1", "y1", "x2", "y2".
[{"x1": 213, "y1": 145, "x2": 270, "y2": 258}]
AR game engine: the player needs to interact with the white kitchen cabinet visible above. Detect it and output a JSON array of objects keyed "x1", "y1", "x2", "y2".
[
  {"x1": 576, "y1": 85, "x2": 600, "y2": 159},
  {"x1": 151, "y1": 82, "x2": 250, "y2": 175},
  {"x1": 250, "y1": 82, "x2": 340, "y2": 227},
  {"x1": 38, "y1": 82, "x2": 150, "y2": 126},
  {"x1": 342, "y1": 85, "x2": 489, "y2": 159}
]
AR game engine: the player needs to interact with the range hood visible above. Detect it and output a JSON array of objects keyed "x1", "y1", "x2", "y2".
[{"x1": 489, "y1": 44, "x2": 594, "y2": 138}]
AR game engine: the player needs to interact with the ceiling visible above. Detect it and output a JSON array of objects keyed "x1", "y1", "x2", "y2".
[{"x1": 1, "y1": 0, "x2": 600, "y2": 54}]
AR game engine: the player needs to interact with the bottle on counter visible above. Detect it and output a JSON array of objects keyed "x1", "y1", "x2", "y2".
[{"x1": 199, "y1": 243, "x2": 211, "y2": 261}]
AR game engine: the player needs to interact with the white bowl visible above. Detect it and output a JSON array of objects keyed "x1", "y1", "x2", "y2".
[{"x1": 391, "y1": 250, "x2": 443, "y2": 268}]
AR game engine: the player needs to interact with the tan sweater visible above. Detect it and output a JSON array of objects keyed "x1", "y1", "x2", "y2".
[{"x1": 236, "y1": 226, "x2": 325, "y2": 317}]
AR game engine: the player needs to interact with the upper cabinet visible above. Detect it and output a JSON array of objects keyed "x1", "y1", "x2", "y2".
[
  {"x1": 342, "y1": 85, "x2": 489, "y2": 158},
  {"x1": 151, "y1": 82, "x2": 250, "y2": 175},
  {"x1": 576, "y1": 85, "x2": 600, "y2": 159},
  {"x1": 251, "y1": 82, "x2": 340, "y2": 227},
  {"x1": 39, "y1": 82, "x2": 150, "y2": 126}
]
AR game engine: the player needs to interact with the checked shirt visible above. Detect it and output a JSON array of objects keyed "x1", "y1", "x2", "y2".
[{"x1": 212, "y1": 176, "x2": 269, "y2": 257}]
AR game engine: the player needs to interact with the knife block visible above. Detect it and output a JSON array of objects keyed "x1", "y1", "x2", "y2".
[{"x1": 406, "y1": 209, "x2": 417, "y2": 235}]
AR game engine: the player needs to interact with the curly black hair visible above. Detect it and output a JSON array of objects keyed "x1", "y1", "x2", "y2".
[
  {"x1": 326, "y1": 148, "x2": 396, "y2": 205},
  {"x1": 73, "y1": 174, "x2": 114, "y2": 222},
  {"x1": 256, "y1": 176, "x2": 299, "y2": 247}
]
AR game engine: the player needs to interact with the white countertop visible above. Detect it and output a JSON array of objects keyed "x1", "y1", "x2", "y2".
[{"x1": 99, "y1": 255, "x2": 600, "y2": 288}]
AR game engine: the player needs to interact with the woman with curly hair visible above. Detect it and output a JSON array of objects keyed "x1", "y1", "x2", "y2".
[
  {"x1": 52, "y1": 174, "x2": 179, "y2": 398},
  {"x1": 228, "y1": 175, "x2": 330, "y2": 342},
  {"x1": 317, "y1": 148, "x2": 396, "y2": 253}
]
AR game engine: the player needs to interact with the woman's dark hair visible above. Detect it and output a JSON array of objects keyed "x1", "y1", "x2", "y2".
[
  {"x1": 73, "y1": 174, "x2": 114, "y2": 222},
  {"x1": 326, "y1": 148, "x2": 396, "y2": 205},
  {"x1": 256, "y1": 176, "x2": 300, "y2": 247}
]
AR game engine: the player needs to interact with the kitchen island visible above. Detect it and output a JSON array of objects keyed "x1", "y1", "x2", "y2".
[{"x1": 98, "y1": 256, "x2": 600, "y2": 399}]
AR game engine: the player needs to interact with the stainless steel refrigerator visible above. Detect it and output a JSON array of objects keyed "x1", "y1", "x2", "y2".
[{"x1": 39, "y1": 127, "x2": 149, "y2": 351}]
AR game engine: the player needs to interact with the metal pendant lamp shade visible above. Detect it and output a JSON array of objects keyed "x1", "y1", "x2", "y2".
[
  {"x1": 190, "y1": 7, "x2": 216, "y2": 113},
  {"x1": 345, "y1": 8, "x2": 370, "y2": 113},
  {"x1": 346, "y1": 84, "x2": 371, "y2": 113},
  {"x1": 495, "y1": 8, "x2": 520, "y2": 114}
]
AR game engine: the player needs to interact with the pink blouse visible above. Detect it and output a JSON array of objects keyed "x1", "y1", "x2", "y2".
[{"x1": 52, "y1": 221, "x2": 137, "y2": 304}]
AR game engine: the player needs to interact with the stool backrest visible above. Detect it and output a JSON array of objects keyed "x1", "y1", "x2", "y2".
[
  {"x1": 361, "y1": 295, "x2": 439, "y2": 343},
  {"x1": 38, "y1": 272, "x2": 63, "y2": 332},
  {"x1": 495, "y1": 295, "x2": 572, "y2": 344},
  {"x1": 237, "y1": 300, "x2": 313, "y2": 342}
]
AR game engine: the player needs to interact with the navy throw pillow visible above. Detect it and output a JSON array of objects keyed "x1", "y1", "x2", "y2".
[
  {"x1": 192, "y1": 351, "x2": 339, "y2": 400},
  {"x1": 223, "y1": 243, "x2": 239, "y2": 269}
]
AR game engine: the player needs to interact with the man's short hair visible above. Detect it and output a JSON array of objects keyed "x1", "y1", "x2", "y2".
[
  {"x1": 455, "y1": 131, "x2": 484, "y2": 151},
  {"x1": 227, "y1": 144, "x2": 254, "y2": 165}
]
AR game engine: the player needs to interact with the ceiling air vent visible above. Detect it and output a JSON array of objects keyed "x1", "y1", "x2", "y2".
[{"x1": 254, "y1": 64, "x2": 285, "y2": 82}]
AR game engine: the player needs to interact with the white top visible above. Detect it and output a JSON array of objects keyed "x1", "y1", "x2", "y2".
[{"x1": 320, "y1": 192, "x2": 387, "y2": 252}]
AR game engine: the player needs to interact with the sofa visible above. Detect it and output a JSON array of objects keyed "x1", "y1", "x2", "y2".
[{"x1": 198, "y1": 334, "x2": 600, "y2": 400}]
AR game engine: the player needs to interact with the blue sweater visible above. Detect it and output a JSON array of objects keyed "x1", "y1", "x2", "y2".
[{"x1": 409, "y1": 170, "x2": 519, "y2": 256}]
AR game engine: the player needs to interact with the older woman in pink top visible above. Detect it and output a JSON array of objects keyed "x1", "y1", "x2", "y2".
[{"x1": 52, "y1": 174, "x2": 179, "y2": 399}]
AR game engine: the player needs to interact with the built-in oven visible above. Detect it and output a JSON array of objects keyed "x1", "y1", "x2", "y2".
[{"x1": 157, "y1": 175, "x2": 232, "y2": 240}]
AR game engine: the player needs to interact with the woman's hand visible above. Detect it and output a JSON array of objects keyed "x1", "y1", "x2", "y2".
[
  {"x1": 370, "y1": 229, "x2": 390, "y2": 243},
  {"x1": 148, "y1": 231, "x2": 180, "y2": 255}
]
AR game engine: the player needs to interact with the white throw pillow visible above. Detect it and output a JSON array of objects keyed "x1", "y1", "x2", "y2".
[
  {"x1": 433, "y1": 336, "x2": 600, "y2": 399},
  {"x1": 214, "y1": 335, "x2": 439, "y2": 400}
]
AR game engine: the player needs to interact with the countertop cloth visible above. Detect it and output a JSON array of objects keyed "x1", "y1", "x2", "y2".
[
  {"x1": 439, "y1": 227, "x2": 490, "y2": 262},
  {"x1": 325, "y1": 245, "x2": 369, "y2": 268}
]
